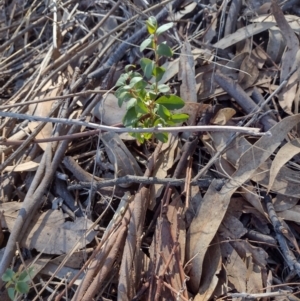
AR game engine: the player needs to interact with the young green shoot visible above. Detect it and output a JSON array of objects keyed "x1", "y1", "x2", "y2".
[{"x1": 116, "y1": 16, "x2": 189, "y2": 143}]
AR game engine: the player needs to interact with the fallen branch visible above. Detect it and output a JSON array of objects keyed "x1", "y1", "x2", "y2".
[{"x1": 67, "y1": 175, "x2": 213, "y2": 190}]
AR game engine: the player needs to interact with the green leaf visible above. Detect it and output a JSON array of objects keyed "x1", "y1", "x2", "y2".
[
  {"x1": 115, "y1": 73, "x2": 129, "y2": 87},
  {"x1": 154, "y1": 132, "x2": 169, "y2": 143},
  {"x1": 146, "y1": 16, "x2": 157, "y2": 34},
  {"x1": 19, "y1": 267, "x2": 34, "y2": 282},
  {"x1": 136, "y1": 98, "x2": 149, "y2": 114},
  {"x1": 153, "y1": 117, "x2": 166, "y2": 127},
  {"x1": 140, "y1": 58, "x2": 154, "y2": 79},
  {"x1": 129, "y1": 132, "x2": 145, "y2": 143},
  {"x1": 15, "y1": 281, "x2": 29, "y2": 294},
  {"x1": 153, "y1": 66, "x2": 165, "y2": 82},
  {"x1": 156, "y1": 22, "x2": 174, "y2": 35},
  {"x1": 143, "y1": 132, "x2": 153, "y2": 140},
  {"x1": 157, "y1": 84, "x2": 170, "y2": 93},
  {"x1": 156, "y1": 104, "x2": 171, "y2": 120},
  {"x1": 19, "y1": 270, "x2": 31, "y2": 282},
  {"x1": 125, "y1": 64, "x2": 135, "y2": 72},
  {"x1": 123, "y1": 107, "x2": 139, "y2": 127},
  {"x1": 134, "y1": 79, "x2": 147, "y2": 90},
  {"x1": 2, "y1": 269, "x2": 14, "y2": 282},
  {"x1": 126, "y1": 98, "x2": 137, "y2": 110},
  {"x1": 129, "y1": 77, "x2": 143, "y2": 87},
  {"x1": 7, "y1": 287, "x2": 15, "y2": 301},
  {"x1": 140, "y1": 37, "x2": 153, "y2": 52},
  {"x1": 156, "y1": 95, "x2": 185, "y2": 110},
  {"x1": 157, "y1": 43, "x2": 173, "y2": 57},
  {"x1": 171, "y1": 113, "x2": 189, "y2": 123},
  {"x1": 117, "y1": 91, "x2": 132, "y2": 107},
  {"x1": 148, "y1": 91, "x2": 157, "y2": 100}
]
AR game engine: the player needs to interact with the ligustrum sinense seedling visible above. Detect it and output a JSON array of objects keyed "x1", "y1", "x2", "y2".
[
  {"x1": 115, "y1": 16, "x2": 189, "y2": 143},
  {"x1": 2, "y1": 267, "x2": 34, "y2": 300}
]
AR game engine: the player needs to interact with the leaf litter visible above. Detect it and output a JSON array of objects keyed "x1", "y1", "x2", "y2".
[{"x1": 1, "y1": 0, "x2": 300, "y2": 300}]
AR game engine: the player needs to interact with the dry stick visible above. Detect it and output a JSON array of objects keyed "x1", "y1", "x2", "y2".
[
  {"x1": 192, "y1": 67, "x2": 297, "y2": 183},
  {"x1": 0, "y1": 90, "x2": 108, "y2": 110},
  {"x1": 72, "y1": 193, "x2": 133, "y2": 301},
  {"x1": 0, "y1": 129, "x2": 103, "y2": 146},
  {"x1": 155, "y1": 277, "x2": 189, "y2": 301},
  {"x1": 68, "y1": 176, "x2": 212, "y2": 190},
  {"x1": 184, "y1": 157, "x2": 193, "y2": 208},
  {"x1": 118, "y1": 187, "x2": 149, "y2": 300},
  {"x1": 81, "y1": 209, "x2": 131, "y2": 301},
  {"x1": 229, "y1": 291, "x2": 299, "y2": 299},
  {"x1": 0, "y1": 111, "x2": 266, "y2": 135},
  {"x1": 263, "y1": 194, "x2": 300, "y2": 276},
  {"x1": 0, "y1": 14, "x2": 51, "y2": 52}
]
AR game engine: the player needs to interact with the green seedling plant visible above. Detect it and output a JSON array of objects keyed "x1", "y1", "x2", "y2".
[
  {"x1": 2, "y1": 267, "x2": 34, "y2": 300},
  {"x1": 115, "y1": 16, "x2": 189, "y2": 143}
]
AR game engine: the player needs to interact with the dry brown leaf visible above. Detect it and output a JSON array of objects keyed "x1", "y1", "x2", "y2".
[
  {"x1": 221, "y1": 242, "x2": 263, "y2": 293},
  {"x1": 156, "y1": 48, "x2": 213, "y2": 85},
  {"x1": 4, "y1": 155, "x2": 42, "y2": 172},
  {"x1": 195, "y1": 236, "x2": 222, "y2": 301},
  {"x1": 51, "y1": 249, "x2": 93, "y2": 269},
  {"x1": 93, "y1": 93, "x2": 126, "y2": 125},
  {"x1": 272, "y1": 0, "x2": 300, "y2": 114},
  {"x1": 238, "y1": 55, "x2": 259, "y2": 89},
  {"x1": 220, "y1": 223, "x2": 268, "y2": 268},
  {"x1": 266, "y1": 28, "x2": 285, "y2": 65},
  {"x1": 149, "y1": 134, "x2": 178, "y2": 209},
  {"x1": 268, "y1": 138, "x2": 300, "y2": 193},
  {"x1": 273, "y1": 195, "x2": 299, "y2": 211},
  {"x1": 213, "y1": 22, "x2": 275, "y2": 49},
  {"x1": 41, "y1": 262, "x2": 84, "y2": 285},
  {"x1": 277, "y1": 206, "x2": 300, "y2": 222},
  {"x1": 221, "y1": 242, "x2": 247, "y2": 292},
  {"x1": 252, "y1": 161, "x2": 300, "y2": 197},
  {"x1": 210, "y1": 117, "x2": 300, "y2": 198},
  {"x1": 221, "y1": 213, "x2": 247, "y2": 239},
  {"x1": 28, "y1": 72, "x2": 67, "y2": 150},
  {"x1": 211, "y1": 108, "x2": 236, "y2": 125},
  {"x1": 204, "y1": 136, "x2": 265, "y2": 214},
  {"x1": 179, "y1": 41, "x2": 197, "y2": 104},
  {"x1": 251, "y1": 14, "x2": 300, "y2": 33},
  {"x1": 219, "y1": 52, "x2": 247, "y2": 79},
  {"x1": 1, "y1": 203, "x2": 96, "y2": 254},
  {"x1": 167, "y1": 191, "x2": 186, "y2": 263}
]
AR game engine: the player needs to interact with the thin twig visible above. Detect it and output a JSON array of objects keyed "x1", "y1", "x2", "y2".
[
  {"x1": 0, "y1": 111, "x2": 268, "y2": 135},
  {"x1": 0, "y1": 90, "x2": 108, "y2": 110}
]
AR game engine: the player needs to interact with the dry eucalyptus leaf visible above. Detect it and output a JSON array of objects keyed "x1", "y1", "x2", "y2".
[
  {"x1": 179, "y1": 41, "x2": 197, "y2": 104},
  {"x1": 28, "y1": 72, "x2": 67, "y2": 150},
  {"x1": 211, "y1": 108, "x2": 236, "y2": 125},
  {"x1": 93, "y1": 93, "x2": 126, "y2": 125},
  {"x1": 1, "y1": 203, "x2": 96, "y2": 254},
  {"x1": 272, "y1": 0, "x2": 300, "y2": 114},
  {"x1": 268, "y1": 138, "x2": 300, "y2": 193},
  {"x1": 195, "y1": 236, "x2": 222, "y2": 301},
  {"x1": 273, "y1": 195, "x2": 299, "y2": 211},
  {"x1": 213, "y1": 22, "x2": 275, "y2": 49},
  {"x1": 266, "y1": 27, "x2": 285, "y2": 65},
  {"x1": 4, "y1": 155, "x2": 42, "y2": 172},
  {"x1": 149, "y1": 134, "x2": 178, "y2": 209}
]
